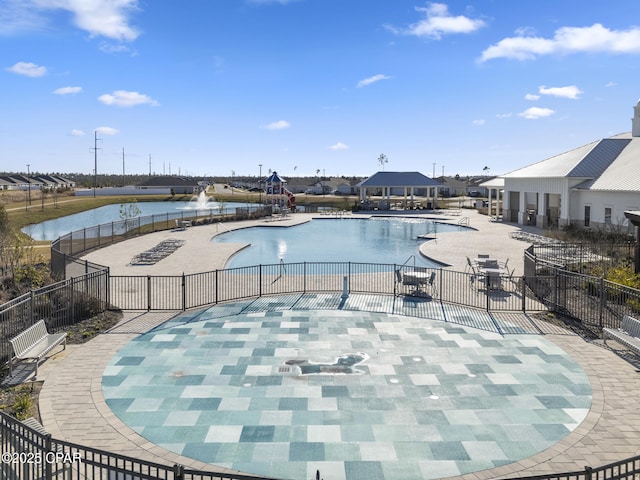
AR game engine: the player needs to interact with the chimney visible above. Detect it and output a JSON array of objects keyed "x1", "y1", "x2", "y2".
[{"x1": 633, "y1": 100, "x2": 640, "y2": 137}]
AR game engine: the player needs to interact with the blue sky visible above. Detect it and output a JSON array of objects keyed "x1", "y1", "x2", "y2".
[{"x1": 3, "y1": 0, "x2": 640, "y2": 178}]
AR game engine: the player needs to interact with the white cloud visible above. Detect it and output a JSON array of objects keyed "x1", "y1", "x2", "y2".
[
  {"x1": 539, "y1": 85, "x2": 583, "y2": 99},
  {"x1": 99, "y1": 42, "x2": 136, "y2": 55},
  {"x1": 33, "y1": 0, "x2": 140, "y2": 41},
  {"x1": 518, "y1": 107, "x2": 555, "y2": 119},
  {"x1": 95, "y1": 126, "x2": 119, "y2": 135},
  {"x1": 1, "y1": 0, "x2": 140, "y2": 41},
  {"x1": 472, "y1": 119, "x2": 485, "y2": 126},
  {"x1": 98, "y1": 90, "x2": 158, "y2": 107},
  {"x1": 386, "y1": 2, "x2": 486, "y2": 39},
  {"x1": 6, "y1": 61, "x2": 47, "y2": 77},
  {"x1": 496, "y1": 113, "x2": 512, "y2": 118},
  {"x1": 357, "y1": 74, "x2": 392, "y2": 88},
  {"x1": 262, "y1": 120, "x2": 291, "y2": 130},
  {"x1": 605, "y1": 81, "x2": 617, "y2": 87},
  {"x1": 480, "y1": 23, "x2": 640, "y2": 62},
  {"x1": 70, "y1": 129, "x2": 84, "y2": 136},
  {"x1": 53, "y1": 86, "x2": 82, "y2": 95},
  {"x1": 525, "y1": 93, "x2": 540, "y2": 101},
  {"x1": 329, "y1": 142, "x2": 349, "y2": 150}
]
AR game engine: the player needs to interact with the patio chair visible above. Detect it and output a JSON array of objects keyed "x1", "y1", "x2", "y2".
[
  {"x1": 466, "y1": 257, "x2": 483, "y2": 286},
  {"x1": 465, "y1": 256, "x2": 476, "y2": 274},
  {"x1": 427, "y1": 271, "x2": 437, "y2": 297},
  {"x1": 483, "y1": 259, "x2": 499, "y2": 269},
  {"x1": 395, "y1": 270, "x2": 410, "y2": 296},
  {"x1": 486, "y1": 271, "x2": 502, "y2": 290}
]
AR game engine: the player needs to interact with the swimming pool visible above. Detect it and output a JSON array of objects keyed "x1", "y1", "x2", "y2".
[{"x1": 212, "y1": 217, "x2": 469, "y2": 268}]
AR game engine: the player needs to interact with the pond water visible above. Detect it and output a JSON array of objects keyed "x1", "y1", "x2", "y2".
[
  {"x1": 213, "y1": 217, "x2": 468, "y2": 268},
  {"x1": 22, "y1": 201, "x2": 249, "y2": 241}
]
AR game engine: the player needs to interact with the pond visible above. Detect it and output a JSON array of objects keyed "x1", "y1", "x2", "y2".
[{"x1": 22, "y1": 200, "x2": 250, "y2": 241}]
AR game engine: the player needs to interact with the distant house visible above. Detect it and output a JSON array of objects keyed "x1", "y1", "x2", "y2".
[
  {"x1": 0, "y1": 176, "x2": 19, "y2": 190},
  {"x1": 436, "y1": 176, "x2": 468, "y2": 197},
  {"x1": 498, "y1": 99, "x2": 640, "y2": 231},
  {"x1": 0, "y1": 174, "x2": 75, "y2": 191},
  {"x1": 137, "y1": 176, "x2": 200, "y2": 195}
]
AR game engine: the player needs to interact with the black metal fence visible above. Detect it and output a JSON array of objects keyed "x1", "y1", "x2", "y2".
[
  {"x1": 0, "y1": 410, "x2": 278, "y2": 480},
  {"x1": 50, "y1": 205, "x2": 272, "y2": 279},
  {"x1": 107, "y1": 262, "x2": 550, "y2": 313},
  {"x1": 0, "y1": 270, "x2": 109, "y2": 370},
  {"x1": 524, "y1": 245, "x2": 640, "y2": 330},
  {"x1": 529, "y1": 241, "x2": 634, "y2": 274},
  {"x1": 504, "y1": 456, "x2": 640, "y2": 480}
]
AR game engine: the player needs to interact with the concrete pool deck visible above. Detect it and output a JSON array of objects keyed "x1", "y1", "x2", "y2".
[
  {"x1": 78, "y1": 209, "x2": 533, "y2": 275},
  {"x1": 28, "y1": 210, "x2": 640, "y2": 479}
]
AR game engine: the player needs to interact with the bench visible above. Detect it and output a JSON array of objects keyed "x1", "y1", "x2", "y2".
[
  {"x1": 603, "y1": 314, "x2": 640, "y2": 356},
  {"x1": 9, "y1": 320, "x2": 67, "y2": 378}
]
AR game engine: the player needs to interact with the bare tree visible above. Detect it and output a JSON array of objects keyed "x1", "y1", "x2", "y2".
[{"x1": 378, "y1": 154, "x2": 388, "y2": 171}]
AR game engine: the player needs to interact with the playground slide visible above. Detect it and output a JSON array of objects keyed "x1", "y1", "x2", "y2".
[{"x1": 284, "y1": 188, "x2": 296, "y2": 211}]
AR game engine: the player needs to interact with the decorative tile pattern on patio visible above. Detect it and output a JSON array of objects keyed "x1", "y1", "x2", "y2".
[{"x1": 103, "y1": 303, "x2": 591, "y2": 480}]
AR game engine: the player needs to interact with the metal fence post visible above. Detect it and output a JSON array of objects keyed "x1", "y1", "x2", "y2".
[
  {"x1": 70, "y1": 277, "x2": 75, "y2": 324},
  {"x1": 30, "y1": 289, "x2": 34, "y2": 324},
  {"x1": 485, "y1": 275, "x2": 490, "y2": 311},
  {"x1": 147, "y1": 275, "x2": 151, "y2": 311},
  {"x1": 182, "y1": 273, "x2": 186, "y2": 311},
  {"x1": 599, "y1": 276, "x2": 605, "y2": 328},
  {"x1": 44, "y1": 434, "x2": 53, "y2": 480},
  {"x1": 215, "y1": 269, "x2": 219, "y2": 305},
  {"x1": 173, "y1": 464, "x2": 184, "y2": 480},
  {"x1": 393, "y1": 264, "x2": 398, "y2": 296},
  {"x1": 585, "y1": 465, "x2": 593, "y2": 480}
]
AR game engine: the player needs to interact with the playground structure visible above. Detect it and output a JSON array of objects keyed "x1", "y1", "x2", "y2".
[{"x1": 264, "y1": 171, "x2": 296, "y2": 212}]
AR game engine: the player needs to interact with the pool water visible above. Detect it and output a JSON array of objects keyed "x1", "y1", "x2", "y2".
[
  {"x1": 22, "y1": 201, "x2": 249, "y2": 241},
  {"x1": 213, "y1": 217, "x2": 468, "y2": 268}
]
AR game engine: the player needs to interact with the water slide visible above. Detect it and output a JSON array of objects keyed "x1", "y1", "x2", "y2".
[{"x1": 284, "y1": 188, "x2": 296, "y2": 211}]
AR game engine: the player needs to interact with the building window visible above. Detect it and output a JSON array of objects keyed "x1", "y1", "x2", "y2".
[
  {"x1": 604, "y1": 207, "x2": 612, "y2": 225},
  {"x1": 584, "y1": 205, "x2": 590, "y2": 227}
]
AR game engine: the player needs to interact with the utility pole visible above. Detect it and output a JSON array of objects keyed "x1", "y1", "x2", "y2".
[
  {"x1": 25, "y1": 164, "x2": 30, "y2": 210},
  {"x1": 149, "y1": 154, "x2": 152, "y2": 176},
  {"x1": 91, "y1": 131, "x2": 102, "y2": 198},
  {"x1": 122, "y1": 147, "x2": 125, "y2": 186},
  {"x1": 259, "y1": 164, "x2": 263, "y2": 204}
]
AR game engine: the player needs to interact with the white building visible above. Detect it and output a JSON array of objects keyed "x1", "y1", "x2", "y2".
[{"x1": 499, "y1": 100, "x2": 640, "y2": 232}]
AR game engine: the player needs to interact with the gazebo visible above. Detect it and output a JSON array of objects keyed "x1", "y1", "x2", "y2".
[{"x1": 356, "y1": 171, "x2": 443, "y2": 210}]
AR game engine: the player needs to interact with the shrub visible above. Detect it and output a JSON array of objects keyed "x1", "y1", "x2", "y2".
[{"x1": 11, "y1": 393, "x2": 33, "y2": 420}]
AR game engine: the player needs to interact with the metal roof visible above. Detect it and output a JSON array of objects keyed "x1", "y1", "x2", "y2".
[
  {"x1": 357, "y1": 171, "x2": 442, "y2": 188},
  {"x1": 502, "y1": 130, "x2": 640, "y2": 192},
  {"x1": 502, "y1": 141, "x2": 599, "y2": 178},
  {"x1": 574, "y1": 134, "x2": 640, "y2": 191},
  {"x1": 480, "y1": 177, "x2": 504, "y2": 188}
]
